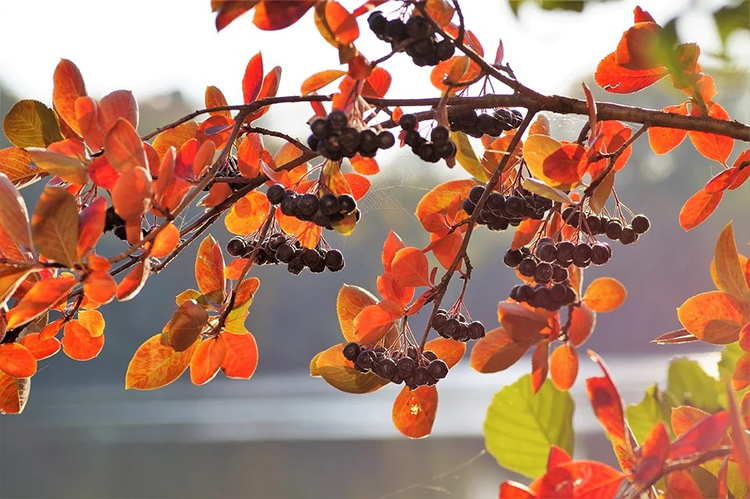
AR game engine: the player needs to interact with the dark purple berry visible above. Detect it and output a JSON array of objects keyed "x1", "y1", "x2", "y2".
[
  {"x1": 226, "y1": 237, "x2": 246, "y2": 257},
  {"x1": 399, "y1": 114, "x2": 418, "y2": 131},
  {"x1": 631, "y1": 215, "x2": 650, "y2": 234},
  {"x1": 343, "y1": 342, "x2": 361, "y2": 361},
  {"x1": 518, "y1": 257, "x2": 537, "y2": 277},
  {"x1": 266, "y1": 184, "x2": 286, "y2": 205}
]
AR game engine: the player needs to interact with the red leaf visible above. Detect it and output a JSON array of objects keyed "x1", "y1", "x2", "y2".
[
  {"x1": 729, "y1": 149, "x2": 750, "y2": 189},
  {"x1": 353, "y1": 300, "x2": 402, "y2": 344},
  {"x1": 213, "y1": 1, "x2": 255, "y2": 31},
  {"x1": 542, "y1": 143, "x2": 587, "y2": 184},
  {"x1": 705, "y1": 168, "x2": 739, "y2": 193},
  {"x1": 665, "y1": 470, "x2": 703, "y2": 499},
  {"x1": 595, "y1": 52, "x2": 667, "y2": 94},
  {"x1": 689, "y1": 102, "x2": 734, "y2": 164},
  {"x1": 376, "y1": 273, "x2": 413, "y2": 308},
  {"x1": 76, "y1": 196, "x2": 106, "y2": 260},
  {"x1": 382, "y1": 230, "x2": 405, "y2": 273},
  {"x1": 392, "y1": 385, "x2": 438, "y2": 439},
  {"x1": 62, "y1": 320, "x2": 104, "y2": 361},
  {"x1": 499, "y1": 481, "x2": 535, "y2": 499},
  {"x1": 18, "y1": 333, "x2": 60, "y2": 361},
  {"x1": 391, "y1": 247, "x2": 430, "y2": 288},
  {"x1": 669, "y1": 410, "x2": 729, "y2": 460},
  {"x1": 324, "y1": 1, "x2": 359, "y2": 45},
  {"x1": 511, "y1": 219, "x2": 543, "y2": 251},
  {"x1": 679, "y1": 189, "x2": 722, "y2": 231},
  {"x1": 568, "y1": 303, "x2": 596, "y2": 347},
  {"x1": 634, "y1": 422, "x2": 670, "y2": 486},
  {"x1": 547, "y1": 446, "x2": 572, "y2": 472},
  {"x1": 429, "y1": 230, "x2": 462, "y2": 270},
  {"x1": 549, "y1": 344, "x2": 578, "y2": 391},
  {"x1": 537, "y1": 461, "x2": 625, "y2": 498},
  {"x1": 0, "y1": 343, "x2": 37, "y2": 377},
  {"x1": 53, "y1": 59, "x2": 87, "y2": 135},
  {"x1": 732, "y1": 353, "x2": 750, "y2": 391},
  {"x1": 246, "y1": 66, "x2": 282, "y2": 122},
  {"x1": 586, "y1": 351, "x2": 629, "y2": 446},
  {"x1": 190, "y1": 336, "x2": 228, "y2": 386},
  {"x1": 361, "y1": 67, "x2": 392, "y2": 98},
  {"x1": 204, "y1": 86, "x2": 231, "y2": 117},
  {"x1": 253, "y1": 0, "x2": 315, "y2": 31},
  {"x1": 531, "y1": 339, "x2": 549, "y2": 394},
  {"x1": 242, "y1": 52, "x2": 264, "y2": 104}
]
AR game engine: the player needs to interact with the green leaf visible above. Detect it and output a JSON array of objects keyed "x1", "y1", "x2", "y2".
[
  {"x1": 666, "y1": 358, "x2": 722, "y2": 413},
  {"x1": 718, "y1": 342, "x2": 743, "y2": 382},
  {"x1": 3, "y1": 99, "x2": 63, "y2": 148},
  {"x1": 450, "y1": 132, "x2": 489, "y2": 182},
  {"x1": 484, "y1": 374, "x2": 574, "y2": 478},
  {"x1": 700, "y1": 459, "x2": 749, "y2": 499},
  {"x1": 626, "y1": 384, "x2": 677, "y2": 444}
]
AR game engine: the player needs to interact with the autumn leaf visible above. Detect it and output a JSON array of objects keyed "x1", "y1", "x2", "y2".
[
  {"x1": 31, "y1": 186, "x2": 79, "y2": 267},
  {"x1": 353, "y1": 300, "x2": 402, "y2": 344},
  {"x1": 679, "y1": 189, "x2": 722, "y2": 231},
  {"x1": 312, "y1": 343, "x2": 388, "y2": 394},
  {"x1": 0, "y1": 147, "x2": 41, "y2": 187},
  {"x1": 424, "y1": 337, "x2": 466, "y2": 368},
  {"x1": 0, "y1": 371, "x2": 29, "y2": 414},
  {"x1": 0, "y1": 173, "x2": 34, "y2": 251},
  {"x1": 25, "y1": 146, "x2": 89, "y2": 185},
  {"x1": 62, "y1": 320, "x2": 105, "y2": 361},
  {"x1": 669, "y1": 410, "x2": 729, "y2": 460},
  {"x1": 392, "y1": 385, "x2": 438, "y2": 439},
  {"x1": 536, "y1": 461, "x2": 625, "y2": 498},
  {"x1": 337, "y1": 284, "x2": 378, "y2": 342},
  {"x1": 3, "y1": 99, "x2": 63, "y2": 148},
  {"x1": 126, "y1": 333, "x2": 198, "y2": 390},
  {"x1": 116, "y1": 260, "x2": 149, "y2": 301},
  {"x1": 415, "y1": 179, "x2": 477, "y2": 233},
  {"x1": 53, "y1": 59, "x2": 87, "y2": 135},
  {"x1": 168, "y1": 300, "x2": 208, "y2": 352},
  {"x1": 190, "y1": 336, "x2": 228, "y2": 385},
  {"x1": 253, "y1": 1, "x2": 315, "y2": 31},
  {"x1": 220, "y1": 331, "x2": 258, "y2": 379},
  {"x1": 451, "y1": 132, "x2": 488, "y2": 181},
  {"x1": 549, "y1": 344, "x2": 579, "y2": 391},
  {"x1": 0, "y1": 343, "x2": 37, "y2": 378},
  {"x1": 689, "y1": 102, "x2": 734, "y2": 164},
  {"x1": 78, "y1": 309, "x2": 105, "y2": 337},
  {"x1": 595, "y1": 52, "x2": 667, "y2": 94},
  {"x1": 19, "y1": 333, "x2": 61, "y2": 361},
  {"x1": 391, "y1": 247, "x2": 430, "y2": 288},
  {"x1": 205, "y1": 85, "x2": 231, "y2": 117},
  {"x1": 323, "y1": 1, "x2": 359, "y2": 46},
  {"x1": 6, "y1": 275, "x2": 76, "y2": 329},
  {"x1": 531, "y1": 339, "x2": 550, "y2": 394},
  {"x1": 151, "y1": 122, "x2": 199, "y2": 159},
  {"x1": 225, "y1": 191, "x2": 270, "y2": 235},
  {"x1": 586, "y1": 351, "x2": 629, "y2": 446},
  {"x1": 677, "y1": 291, "x2": 747, "y2": 344},
  {"x1": 633, "y1": 422, "x2": 670, "y2": 486},
  {"x1": 242, "y1": 52, "x2": 264, "y2": 104},
  {"x1": 111, "y1": 166, "x2": 153, "y2": 221},
  {"x1": 568, "y1": 303, "x2": 597, "y2": 347},
  {"x1": 542, "y1": 143, "x2": 587, "y2": 184},
  {"x1": 713, "y1": 222, "x2": 750, "y2": 303},
  {"x1": 470, "y1": 327, "x2": 530, "y2": 373},
  {"x1": 195, "y1": 236, "x2": 226, "y2": 303},
  {"x1": 76, "y1": 196, "x2": 106, "y2": 260},
  {"x1": 105, "y1": 118, "x2": 148, "y2": 173},
  {"x1": 0, "y1": 265, "x2": 33, "y2": 309},
  {"x1": 583, "y1": 277, "x2": 627, "y2": 313}
]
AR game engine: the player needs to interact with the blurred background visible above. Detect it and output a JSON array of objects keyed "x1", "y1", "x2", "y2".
[{"x1": 0, "y1": 0, "x2": 748, "y2": 497}]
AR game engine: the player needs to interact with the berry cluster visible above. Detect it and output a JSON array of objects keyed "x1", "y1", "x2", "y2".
[
  {"x1": 266, "y1": 184, "x2": 359, "y2": 230},
  {"x1": 399, "y1": 114, "x2": 457, "y2": 162},
  {"x1": 307, "y1": 110, "x2": 394, "y2": 161},
  {"x1": 510, "y1": 282, "x2": 577, "y2": 310},
  {"x1": 368, "y1": 12, "x2": 455, "y2": 67},
  {"x1": 343, "y1": 342, "x2": 449, "y2": 390},
  {"x1": 448, "y1": 108, "x2": 523, "y2": 138},
  {"x1": 227, "y1": 233, "x2": 345, "y2": 275},
  {"x1": 104, "y1": 206, "x2": 127, "y2": 240},
  {"x1": 462, "y1": 185, "x2": 554, "y2": 231},
  {"x1": 562, "y1": 207, "x2": 650, "y2": 245},
  {"x1": 431, "y1": 310, "x2": 486, "y2": 342}
]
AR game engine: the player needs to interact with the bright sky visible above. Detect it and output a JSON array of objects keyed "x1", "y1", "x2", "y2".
[{"x1": 0, "y1": 0, "x2": 745, "y2": 114}]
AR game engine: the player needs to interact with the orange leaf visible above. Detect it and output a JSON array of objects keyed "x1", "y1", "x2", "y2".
[
  {"x1": 361, "y1": 67, "x2": 392, "y2": 99},
  {"x1": 190, "y1": 336, "x2": 229, "y2": 386},
  {"x1": 225, "y1": 191, "x2": 270, "y2": 235},
  {"x1": 78, "y1": 309, "x2": 105, "y2": 337},
  {"x1": 196, "y1": 115, "x2": 233, "y2": 150},
  {"x1": 105, "y1": 118, "x2": 147, "y2": 173},
  {"x1": 416, "y1": 181, "x2": 477, "y2": 233},
  {"x1": 497, "y1": 301, "x2": 549, "y2": 343},
  {"x1": 376, "y1": 273, "x2": 414, "y2": 308},
  {"x1": 343, "y1": 173, "x2": 370, "y2": 200},
  {"x1": 337, "y1": 284, "x2": 378, "y2": 342},
  {"x1": 220, "y1": 331, "x2": 258, "y2": 379},
  {"x1": 679, "y1": 189, "x2": 722, "y2": 231},
  {"x1": 88, "y1": 155, "x2": 119, "y2": 189},
  {"x1": 583, "y1": 277, "x2": 627, "y2": 313},
  {"x1": 537, "y1": 461, "x2": 625, "y2": 498},
  {"x1": 111, "y1": 166, "x2": 153, "y2": 222},
  {"x1": 38, "y1": 318, "x2": 64, "y2": 341},
  {"x1": 689, "y1": 102, "x2": 733, "y2": 164},
  {"x1": 713, "y1": 222, "x2": 750, "y2": 303},
  {"x1": 195, "y1": 236, "x2": 226, "y2": 303},
  {"x1": 729, "y1": 149, "x2": 750, "y2": 190},
  {"x1": 350, "y1": 154, "x2": 379, "y2": 175},
  {"x1": 253, "y1": 0, "x2": 315, "y2": 31},
  {"x1": 151, "y1": 122, "x2": 199, "y2": 160},
  {"x1": 615, "y1": 22, "x2": 664, "y2": 70},
  {"x1": 324, "y1": 1, "x2": 358, "y2": 45},
  {"x1": 392, "y1": 385, "x2": 438, "y2": 439},
  {"x1": 0, "y1": 147, "x2": 40, "y2": 187},
  {"x1": 424, "y1": 337, "x2": 466, "y2": 369},
  {"x1": 429, "y1": 231, "x2": 462, "y2": 270},
  {"x1": 246, "y1": 66, "x2": 282, "y2": 122},
  {"x1": 677, "y1": 291, "x2": 747, "y2": 344},
  {"x1": 53, "y1": 59, "x2": 86, "y2": 135},
  {"x1": 76, "y1": 196, "x2": 106, "y2": 260},
  {"x1": 213, "y1": 0, "x2": 255, "y2": 31},
  {"x1": 0, "y1": 173, "x2": 34, "y2": 252},
  {"x1": 546, "y1": 446, "x2": 572, "y2": 472},
  {"x1": 549, "y1": 344, "x2": 578, "y2": 391},
  {"x1": 732, "y1": 353, "x2": 750, "y2": 391},
  {"x1": 62, "y1": 320, "x2": 104, "y2": 361},
  {"x1": 470, "y1": 327, "x2": 530, "y2": 373},
  {"x1": 353, "y1": 300, "x2": 402, "y2": 344},
  {"x1": 586, "y1": 351, "x2": 628, "y2": 446},
  {"x1": 0, "y1": 371, "x2": 29, "y2": 414},
  {"x1": 594, "y1": 52, "x2": 667, "y2": 94},
  {"x1": 531, "y1": 339, "x2": 549, "y2": 394},
  {"x1": 295, "y1": 221, "x2": 322, "y2": 249},
  {"x1": 150, "y1": 223, "x2": 180, "y2": 258},
  {"x1": 705, "y1": 168, "x2": 739, "y2": 194},
  {"x1": 542, "y1": 143, "x2": 587, "y2": 184},
  {"x1": 426, "y1": 0, "x2": 455, "y2": 27},
  {"x1": 382, "y1": 231, "x2": 405, "y2": 273},
  {"x1": 99, "y1": 90, "x2": 138, "y2": 133},
  {"x1": 0, "y1": 343, "x2": 37, "y2": 377},
  {"x1": 6, "y1": 275, "x2": 76, "y2": 329},
  {"x1": 116, "y1": 260, "x2": 149, "y2": 301},
  {"x1": 301, "y1": 70, "x2": 347, "y2": 95},
  {"x1": 31, "y1": 186, "x2": 79, "y2": 267},
  {"x1": 648, "y1": 103, "x2": 689, "y2": 154},
  {"x1": 671, "y1": 406, "x2": 711, "y2": 437},
  {"x1": 242, "y1": 52, "x2": 264, "y2": 104},
  {"x1": 391, "y1": 247, "x2": 430, "y2": 288},
  {"x1": 168, "y1": 300, "x2": 208, "y2": 352},
  {"x1": 84, "y1": 271, "x2": 117, "y2": 305},
  {"x1": 126, "y1": 333, "x2": 198, "y2": 390},
  {"x1": 499, "y1": 482, "x2": 535, "y2": 499},
  {"x1": 665, "y1": 470, "x2": 703, "y2": 499},
  {"x1": 204, "y1": 85, "x2": 231, "y2": 117},
  {"x1": 74, "y1": 96, "x2": 105, "y2": 150},
  {"x1": 19, "y1": 333, "x2": 61, "y2": 361},
  {"x1": 237, "y1": 134, "x2": 262, "y2": 178}
]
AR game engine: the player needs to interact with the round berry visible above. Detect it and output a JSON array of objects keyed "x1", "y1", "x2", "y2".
[
  {"x1": 552, "y1": 264, "x2": 568, "y2": 283},
  {"x1": 397, "y1": 356, "x2": 416, "y2": 377},
  {"x1": 297, "y1": 194, "x2": 320, "y2": 218},
  {"x1": 280, "y1": 193, "x2": 296, "y2": 216},
  {"x1": 275, "y1": 243, "x2": 295, "y2": 263},
  {"x1": 378, "y1": 131, "x2": 395, "y2": 149},
  {"x1": 620, "y1": 227, "x2": 638, "y2": 245},
  {"x1": 338, "y1": 194, "x2": 357, "y2": 214},
  {"x1": 631, "y1": 215, "x2": 650, "y2": 234},
  {"x1": 503, "y1": 248, "x2": 524, "y2": 268},
  {"x1": 368, "y1": 11, "x2": 387, "y2": 35},
  {"x1": 549, "y1": 283, "x2": 568, "y2": 302},
  {"x1": 399, "y1": 114, "x2": 418, "y2": 131},
  {"x1": 427, "y1": 359, "x2": 449, "y2": 380},
  {"x1": 590, "y1": 243, "x2": 612, "y2": 265},
  {"x1": 328, "y1": 110, "x2": 348, "y2": 131},
  {"x1": 535, "y1": 243, "x2": 557, "y2": 263},
  {"x1": 534, "y1": 287, "x2": 552, "y2": 308},
  {"x1": 325, "y1": 249, "x2": 345, "y2": 272},
  {"x1": 573, "y1": 243, "x2": 592, "y2": 261},
  {"x1": 443, "y1": 318, "x2": 460, "y2": 338},
  {"x1": 412, "y1": 366, "x2": 431, "y2": 386},
  {"x1": 585, "y1": 215, "x2": 602, "y2": 234},
  {"x1": 343, "y1": 342, "x2": 361, "y2": 362},
  {"x1": 319, "y1": 193, "x2": 340, "y2": 216},
  {"x1": 310, "y1": 118, "x2": 330, "y2": 139},
  {"x1": 605, "y1": 220, "x2": 623, "y2": 240},
  {"x1": 430, "y1": 125, "x2": 450, "y2": 145},
  {"x1": 301, "y1": 248, "x2": 322, "y2": 268},
  {"x1": 266, "y1": 184, "x2": 286, "y2": 205},
  {"x1": 518, "y1": 257, "x2": 538, "y2": 277},
  {"x1": 226, "y1": 237, "x2": 246, "y2": 257},
  {"x1": 355, "y1": 350, "x2": 375, "y2": 371},
  {"x1": 505, "y1": 196, "x2": 525, "y2": 217},
  {"x1": 534, "y1": 262, "x2": 554, "y2": 283},
  {"x1": 462, "y1": 198, "x2": 476, "y2": 215},
  {"x1": 432, "y1": 312, "x2": 448, "y2": 330},
  {"x1": 379, "y1": 358, "x2": 397, "y2": 379},
  {"x1": 469, "y1": 186, "x2": 485, "y2": 204},
  {"x1": 287, "y1": 257, "x2": 304, "y2": 275},
  {"x1": 435, "y1": 39, "x2": 455, "y2": 61},
  {"x1": 517, "y1": 284, "x2": 535, "y2": 302},
  {"x1": 555, "y1": 241, "x2": 575, "y2": 264},
  {"x1": 468, "y1": 321, "x2": 485, "y2": 340},
  {"x1": 487, "y1": 193, "x2": 505, "y2": 213}
]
